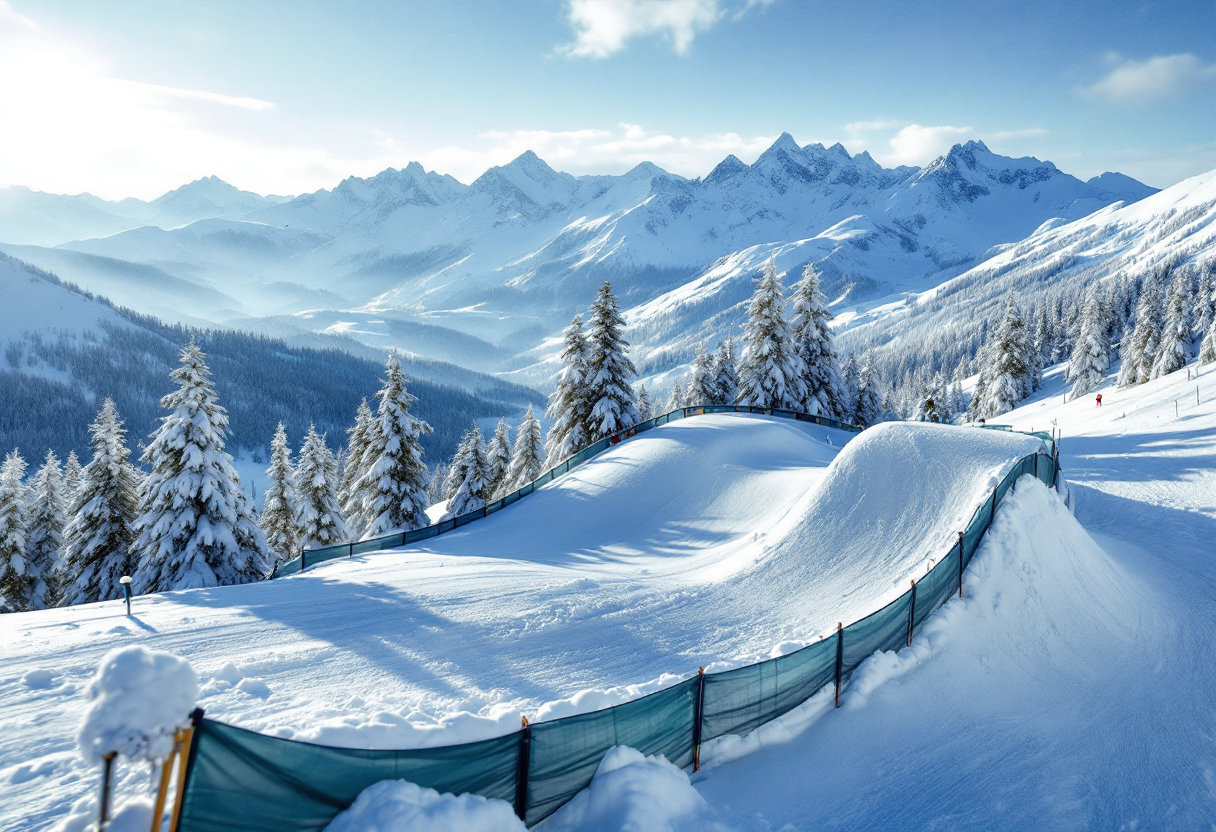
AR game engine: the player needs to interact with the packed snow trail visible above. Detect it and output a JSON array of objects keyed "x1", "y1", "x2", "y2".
[
  {"x1": 0, "y1": 414, "x2": 1043, "y2": 830},
  {"x1": 692, "y1": 364, "x2": 1216, "y2": 830}
]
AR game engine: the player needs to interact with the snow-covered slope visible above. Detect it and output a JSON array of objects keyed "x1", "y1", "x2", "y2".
[
  {"x1": 691, "y1": 360, "x2": 1216, "y2": 830},
  {"x1": 837, "y1": 166, "x2": 1216, "y2": 392},
  {"x1": 3, "y1": 140, "x2": 1154, "y2": 379},
  {"x1": 0, "y1": 415, "x2": 1046, "y2": 830}
]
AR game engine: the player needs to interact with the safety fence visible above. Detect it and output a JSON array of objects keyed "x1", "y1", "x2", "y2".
[
  {"x1": 164, "y1": 431, "x2": 1061, "y2": 831},
  {"x1": 273, "y1": 405, "x2": 864, "y2": 578}
]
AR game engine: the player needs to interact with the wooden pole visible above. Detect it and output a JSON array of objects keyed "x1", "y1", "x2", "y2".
[
  {"x1": 168, "y1": 709, "x2": 204, "y2": 832},
  {"x1": 514, "y1": 716, "x2": 532, "y2": 822},
  {"x1": 906, "y1": 580, "x2": 917, "y2": 647},
  {"x1": 957, "y1": 531, "x2": 965, "y2": 598},
  {"x1": 98, "y1": 752, "x2": 116, "y2": 830},
  {"x1": 150, "y1": 731, "x2": 184, "y2": 832}
]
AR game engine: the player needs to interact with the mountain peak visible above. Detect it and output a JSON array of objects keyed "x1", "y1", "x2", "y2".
[
  {"x1": 705, "y1": 154, "x2": 749, "y2": 185},
  {"x1": 767, "y1": 132, "x2": 801, "y2": 154},
  {"x1": 827, "y1": 142, "x2": 851, "y2": 159}
]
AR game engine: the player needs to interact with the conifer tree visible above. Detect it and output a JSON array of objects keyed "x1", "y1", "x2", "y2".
[
  {"x1": 855, "y1": 361, "x2": 882, "y2": 427},
  {"x1": 1151, "y1": 274, "x2": 1192, "y2": 379},
  {"x1": 737, "y1": 258, "x2": 797, "y2": 409},
  {"x1": 1197, "y1": 263, "x2": 1216, "y2": 339},
  {"x1": 712, "y1": 337, "x2": 739, "y2": 405},
  {"x1": 295, "y1": 425, "x2": 347, "y2": 548},
  {"x1": 1068, "y1": 284, "x2": 1112, "y2": 398},
  {"x1": 131, "y1": 342, "x2": 270, "y2": 593},
  {"x1": 790, "y1": 262, "x2": 841, "y2": 415},
  {"x1": 838, "y1": 355, "x2": 860, "y2": 422},
  {"x1": 584, "y1": 282, "x2": 638, "y2": 439},
  {"x1": 0, "y1": 451, "x2": 29, "y2": 612},
  {"x1": 687, "y1": 341, "x2": 717, "y2": 406},
  {"x1": 443, "y1": 423, "x2": 488, "y2": 519},
  {"x1": 545, "y1": 315, "x2": 590, "y2": 465},
  {"x1": 1199, "y1": 318, "x2": 1216, "y2": 366},
  {"x1": 59, "y1": 400, "x2": 140, "y2": 606},
  {"x1": 635, "y1": 384, "x2": 654, "y2": 421},
  {"x1": 427, "y1": 461, "x2": 449, "y2": 506},
  {"x1": 260, "y1": 424, "x2": 299, "y2": 563},
  {"x1": 665, "y1": 379, "x2": 686, "y2": 413},
  {"x1": 24, "y1": 451, "x2": 64, "y2": 610},
  {"x1": 974, "y1": 295, "x2": 1033, "y2": 419},
  {"x1": 338, "y1": 398, "x2": 375, "y2": 538},
  {"x1": 500, "y1": 405, "x2": 545, "y2": 496},
  {"x1": 61, "y1": 451, "x2": 82, "y2": 510},
  {"x1": 485, "y1": 418, "x2": 512, "y2": 498},
  {"x1": 354, "y1": 352, "x2": 433, "y2": 536},
  {"x1": 1118, "y1": 273, "x2": 1163, "y2": 387}
]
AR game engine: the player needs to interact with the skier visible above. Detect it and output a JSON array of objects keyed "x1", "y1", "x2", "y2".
[{"x1": 1096, "y1": 393, "x2": 1103, "y2": 407}]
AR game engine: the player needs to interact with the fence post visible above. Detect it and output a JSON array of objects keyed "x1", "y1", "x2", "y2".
[
  {"x1": 957, "y1": 531, "x2": 965, "y2": 598},
  {"x1": 692, "y1": 667, "x2": 706, "y2": 772},
  {"x1": 989, "y1": 485, "x2": 998, "y2": 530},
  {"x1": 906, "y1": 580, "x2": 917, "y2": 647},
  {"x1": 514, "y1": 717, "x2": 531, "y2": 822},
  {"x1": 167, "y1": 708, "x2": 204, "y2": 832},
  {"x1": 834, "y1": 622, "x2": 844, "y2": 708},
  {"x1": 300, "y1": 550, "x2": 307, "y2": 573}
]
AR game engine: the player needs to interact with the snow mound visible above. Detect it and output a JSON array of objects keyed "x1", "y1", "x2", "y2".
[
  {"x1": 77, "y1": 646, "x2": 198, "y2": 763},
  {"x1": 543, "y1": 746, "x2": 706, "y2": 832},
  {"x1": 323, "y1": 780, "x2": 523, "y2": 832}
]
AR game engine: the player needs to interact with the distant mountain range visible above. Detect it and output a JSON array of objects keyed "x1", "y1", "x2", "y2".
[{"x1": 0, "y1": 137, "x2": 1159, "y2": 387}]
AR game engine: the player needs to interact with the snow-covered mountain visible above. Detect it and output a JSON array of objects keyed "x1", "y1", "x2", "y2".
[
  {"x1": 0, "y1": 177, "x2": 292, "y2": 247},
  {"x1": 835, "y1": 166, "x2": 1216, "y2": 393},
  {"x1": 1, "y1": 138, "x2": 1155, "y2": 383}
]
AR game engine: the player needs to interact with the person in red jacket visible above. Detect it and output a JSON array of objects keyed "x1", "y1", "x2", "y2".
[{"x1": 1096, "y1": 393, "x2": 1103, "y2": 407}]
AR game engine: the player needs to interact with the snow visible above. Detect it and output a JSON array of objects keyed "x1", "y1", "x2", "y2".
[
  {"x1": 4, "y1": 364, "x2": 1215, "y2": 830},
  {"x1": 76, "y1": 646, "x2": 197, "y2": 764},
  {"x1": 323, "y1": 780, "x2": 522, "y2": 832}
]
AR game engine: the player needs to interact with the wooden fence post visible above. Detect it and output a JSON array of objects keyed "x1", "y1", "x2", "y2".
[
  {"x1": 957, "y1": 532, "x2": 965, "y2": 598},
  {"x1": 906, "y1": 580, "x2": 917, "y2": 647}
]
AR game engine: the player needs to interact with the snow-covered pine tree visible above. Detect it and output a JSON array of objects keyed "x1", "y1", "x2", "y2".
[
  {"x1": 665, "y1": 379, "x2": 686, "y2": 412},
  {"x1": 1196, "y1": 263, "x2": 1216, "y2": 339},
  {"x1": 1118, "y1": 272, "x2": 1164, "y2": 387},
  {"x1": 737, "y1": 258, "x2": 797, "y2": 409},
  {"x1": 838, "y1": 354, "x2": 860, "y2": 422},
  {"x1": 1151, "y1": 273, "x2": 1193, "y2": 379},
  {"x1": 61, "y1": 451, "x2": 82, "y2": 510},
  {"x1": 973, "y1": 295, "x2": 1033, "y2": 419},
  {"x1": 131, "y1": 342, "x2": 271, "y2": 593},
  {"x1": 712, "y1": 337, "x2": 739, "y2": 406},
  {"x1": 485, "y1": 418, "x2": 512, "y2": 498},
  {"x1": 443, "y1": 423, "x2": 488, "y2": 519},
  {"x1": 687, "y1": 341, "x2": 717, "y2": 406},
  {"x1": 260, "y1": 423, "x2": 299, "y2": 563},
  {"x1": 0, "y1": 451, "x2": 29, "y2": 612},
  {"x1": 1200, "y1": 318, "x2": 1216, "y2": 366},
  {"x1": 545, "y1": 315, "x2": 590, "y2": 465},
  {"x1": 584, "y1": 282, "x2": 638, "y2": 439},
  {"x1": 635, "y1": 384, "x2": 654, "y2": 421},
  {"x1": 338, "y1": 398, "x2": 375, "y2": 538},
  {"x1": 295, "y1": 425, "x2": 347, "y2": 548},
  {"x1": 500, "y1": 404, "x2": 544, "y2": 496},
  {"x1": 59, "y1": 400, "x2": 140, "y2": 606},
  {"x1": 23, "y1": 451, "x2": 64, "y2": 610},
  {"x1": 354, "y1": 352, "x2": 433, "y2": 537},
  {"x1": 1068, "y1": 283, "x2": 1112, "y2": 398},
  {"x1": 855, "y1": 361, "x2": 882, "y2": 427},
  {"x1": 789, "y1": 262, "x2": 840, "y2": 415},
  {"x1": 427, "y1": 461, "x2": 449, "y2": 506}
]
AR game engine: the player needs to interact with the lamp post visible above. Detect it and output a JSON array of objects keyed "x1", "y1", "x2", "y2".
[{"x1": 119, "y1": 576, "x2": 132, "y2": 616}]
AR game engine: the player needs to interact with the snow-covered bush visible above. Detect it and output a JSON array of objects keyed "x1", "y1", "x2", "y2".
[
  {"x1": 324, "y1": 780, "x2": 523, "y2": 832},
  {"x1": 77, "y1": 646, "x2": 198, "y2": 765}
]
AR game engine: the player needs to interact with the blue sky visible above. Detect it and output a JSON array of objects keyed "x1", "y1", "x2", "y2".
[{"x1": 1, "y1": 0, "x2": 1214, "y2": 198}]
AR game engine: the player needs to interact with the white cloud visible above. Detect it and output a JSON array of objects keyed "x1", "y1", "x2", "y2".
[
  {"x1": 1086, "y1": 53, "x2": 1216, "y2": 105},
  {"x1": 884, "y1": 124, "x2": 977, "y2": 166},
  {"x1": 558, "y1": 0, "x2": 723, "y2": 58},
  {"x1": 417, "y1": 124, "x2": 778, "y2": 182}
]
